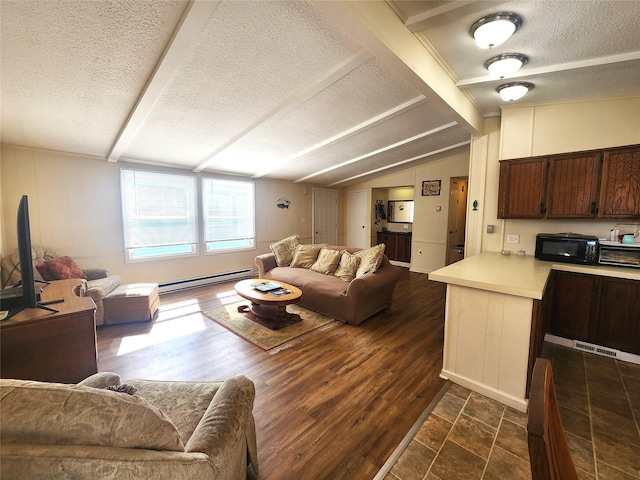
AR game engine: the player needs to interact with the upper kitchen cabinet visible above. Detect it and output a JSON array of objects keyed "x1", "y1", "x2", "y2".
[
  {"x1": 546, "y1": 152, "x2": 602, "y2": 218},
  {"x1": 497, "y1": 158, "x2": 547, "y2": 219},
  {"x1": 598, "y1": 146, "x2": 640, "y2": 218},
  {"x1": 498, "y1": 144, "x2": 640, "y2": 220}
]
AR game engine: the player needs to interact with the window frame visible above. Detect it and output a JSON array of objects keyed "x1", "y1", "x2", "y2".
[{"x1": 120, "y1": 168, "x2": 199, "y2": 263}]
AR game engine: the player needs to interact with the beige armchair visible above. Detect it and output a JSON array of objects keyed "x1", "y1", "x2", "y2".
[
  {"x1": 0, "y1": 372, "x2": 258, "y2": 479},
  {"x1": 1, "y1": 246, "x2": 120, "y2": 325}
]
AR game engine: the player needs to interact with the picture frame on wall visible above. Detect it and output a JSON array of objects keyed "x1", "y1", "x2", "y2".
[{"x1": 422, "y1": 180, "x2": 441, "y2": 196}]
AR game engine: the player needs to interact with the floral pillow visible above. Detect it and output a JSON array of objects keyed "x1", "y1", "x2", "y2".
[
  {"x1": 354, "y1": 244, "x2": 385, "y2": 278},
  {"x1": 36, "y1": 256, "x2": 87, "y2": 281},
  {"x1": 270, "y1": 235, "x2": 300, "y2": 267}
]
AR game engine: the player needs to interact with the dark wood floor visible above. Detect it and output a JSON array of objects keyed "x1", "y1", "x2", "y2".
[{"x1": 96, "y1": 269, "x2": 447, "y2": 480}]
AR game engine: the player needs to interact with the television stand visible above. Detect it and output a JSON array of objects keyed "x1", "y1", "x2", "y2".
[{"x1": 0, "y1": 279, "x2": 97, "y2": 383}]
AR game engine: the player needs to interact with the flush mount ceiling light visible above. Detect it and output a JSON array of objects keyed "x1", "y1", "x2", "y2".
[
  {"x1": 484, "y1": 53, "x2": 529, "y2": 78},
  {"x1": 470, "y1": 12, "x2": 522, "y2": 49},
  {"x1": 496, "y1": 82, "x2": 534, "y2": 101}
]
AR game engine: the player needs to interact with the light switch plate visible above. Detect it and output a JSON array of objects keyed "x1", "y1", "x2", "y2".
[{"x1": 507, "y1": 234, "x2": 520, "y2": 244}]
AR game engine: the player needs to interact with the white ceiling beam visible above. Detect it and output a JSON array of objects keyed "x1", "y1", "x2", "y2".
[
  {"x1": 403, "y1": 1, "x2": 475, "y2": 32},
  {"x1": 314, "y1": 0, "x2": 484, "y2": 136},
  {"x1": 193, "y1": 48, "x2": 372, "y2": 173},
  {"x1": 107, "y1": 0, "x2": 219, "y2": 163},
  {"x1": 328, "y1": 140, "x2": 471, "y2": 186},
  {"x1": 253, "y1": 95, "x2": 426, "y2": 179},
  {"x1": 457, "y1": 51, "x2": 640, "y2": 88},
  {"x1": 295, "y1": 121, "x2": 459, "y2": 183}
]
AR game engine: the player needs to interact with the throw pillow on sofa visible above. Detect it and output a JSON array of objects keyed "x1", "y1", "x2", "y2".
[
  {"x1": 354, "y1": 243, "x2": 385, "y2": 278},
  {"x1": 333, "y1": 251, "x2": 361, "y2": 282},
  {"x1": 290, "y1": 244, "x2": 321, "y2": 269},
  {"x1": 270, "y1": 234, "x2": 300, "y2": 267},
  {"x1": 310, "y1": 247, "x2": 342, "y2": 275},
  {"x1": 36, "y1": 256, "x2": 88, "y2": 281}
]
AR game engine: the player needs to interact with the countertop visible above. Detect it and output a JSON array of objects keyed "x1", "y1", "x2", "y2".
[{"x1": 429, "y1": 252, "x2": 640, "y2": 300}]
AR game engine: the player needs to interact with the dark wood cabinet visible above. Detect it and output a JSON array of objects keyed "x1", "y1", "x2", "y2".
[
  {"x1": 596, "y1": 277, "x2": 640, "y2": 354},
  {"x1": 498, "y1": 158, "x2": 547, "y2": 219},
  {"x1": 377, "y1": 232, "x2": 411, "y2": 262},
  {"x1": 498, "y1": 144, "x2": 639, "y2": 220},
  {"x1": 598, "y1": 146, "x2": 640, "y2": 218},
  {"x1": 546, "y1": 152, "x2": 602, "y2": 218},
  {"x1": 549, "y1": 271, "x2": 599, "y2": 341},
  {"x1": 0, "y1": 279, "x2": 98, "y2": 383},
  {"x1": 548, "y1": 271, "x2": 640, "y2": 355}
]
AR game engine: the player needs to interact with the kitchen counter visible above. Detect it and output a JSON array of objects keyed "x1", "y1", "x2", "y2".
[
  {"x1": 430, "y1": 252, "x2": 640, "y2": 298},
  {"x1": 429, "y1": 252, "x2": 640, "y2": 412},
  {"x1": 429, "y1": 252, "x2": 552, "y2": 299}
]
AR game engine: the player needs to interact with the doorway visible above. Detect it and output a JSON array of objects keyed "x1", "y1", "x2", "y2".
[
  {"x1": 446, "y1": 177, "x2": 468, "y2": 264},
  {"x1": 347, "y1": 190, "x2": 368, "y2": 248},
  {"x1": 313, "y1": 188, "x2": 338, "y2": 244}
]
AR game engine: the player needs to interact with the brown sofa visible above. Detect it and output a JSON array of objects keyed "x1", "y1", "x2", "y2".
[
  {"x1": 255, "y1": 244, "x2": 402, "y2": 325},
  {"x1": 0, "y1": 372, "x2": 258, "y2": 480}
]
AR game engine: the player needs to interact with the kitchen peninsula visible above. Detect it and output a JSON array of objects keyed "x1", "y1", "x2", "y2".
[{"x1": 430, "y1": 252, "x2": 640, "y2": 412}]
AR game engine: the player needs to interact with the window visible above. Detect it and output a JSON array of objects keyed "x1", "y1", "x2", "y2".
[
  {"x1": 203, "y1": 178, "x2": 255, "y2": 253},
  {"x1": 121, "y1": 169, "x2": 197, "y2": 261}
]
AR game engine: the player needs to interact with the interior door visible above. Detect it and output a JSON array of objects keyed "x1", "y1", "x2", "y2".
[
  {"x1": 447, "y1": 177, "x2": 468, "y2": 261},
  {"x1": 347, "y1": 190, "x2": 368, "y2": 248},
  {"x1": 313, "y1": 188, "x2": 338, "y2": 244}
]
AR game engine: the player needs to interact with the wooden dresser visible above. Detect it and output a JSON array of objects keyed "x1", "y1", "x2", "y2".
[{"x1": 1, "y1": 279, "x2": 97, "y2": 383}]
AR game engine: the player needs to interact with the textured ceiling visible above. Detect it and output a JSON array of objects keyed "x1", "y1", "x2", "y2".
[{"x1": 1, "y1": 0, "x2": 639, "y2": 186}]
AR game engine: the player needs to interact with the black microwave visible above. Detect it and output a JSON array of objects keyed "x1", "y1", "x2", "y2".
[{"x1": 535, "y1": 233, "x2": 599, "y2": 265}]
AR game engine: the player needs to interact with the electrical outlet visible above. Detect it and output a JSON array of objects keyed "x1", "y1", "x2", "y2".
[{"x1": 507, "y1": 234, "x2": 520, "y2": 244}]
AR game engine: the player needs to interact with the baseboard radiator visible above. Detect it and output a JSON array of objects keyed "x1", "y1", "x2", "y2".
[
  {"x1": 573, "y1": 340, "x2": 620, "y2": 359},
  {"x1": 158, "y1": 269, "x2": 253, "y2": 294}
]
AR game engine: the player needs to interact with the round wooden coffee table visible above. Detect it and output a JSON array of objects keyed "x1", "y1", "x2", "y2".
[{"x1": 234, "y1": 279, "x2": 303, "y2": 330}]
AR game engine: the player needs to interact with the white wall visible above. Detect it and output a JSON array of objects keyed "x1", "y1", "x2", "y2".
[
  {"x1": 1, "y1": 145, "x2": 318, "y2": 285},
  {"x1": 345, "y1": 149, "x2": 470, "y2": 273},
  {"x1": 468, "y1": 96, "x2": 640, "y2": 257}
]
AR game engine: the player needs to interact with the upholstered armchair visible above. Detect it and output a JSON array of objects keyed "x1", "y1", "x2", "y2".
[
  {"x1": 0, "y1": 372, "x2": 259, "y2": 479},
  {"x1": 0, "y1": 246, "x2": 120, "y2": 325}
]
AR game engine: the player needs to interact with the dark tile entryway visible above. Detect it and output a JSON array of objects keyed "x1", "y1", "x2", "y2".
[{"x1": 384, "y1": 343, "x2": 640, "y2": 480}]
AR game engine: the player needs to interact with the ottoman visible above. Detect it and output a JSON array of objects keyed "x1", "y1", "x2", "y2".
[{"x1": 102, "y1": 283, "x2": 159, "y2": 325}]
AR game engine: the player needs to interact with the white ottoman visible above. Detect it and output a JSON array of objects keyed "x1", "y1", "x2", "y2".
[{"x1": 102, "y1": 283, "x2": 159, "y2": 326}]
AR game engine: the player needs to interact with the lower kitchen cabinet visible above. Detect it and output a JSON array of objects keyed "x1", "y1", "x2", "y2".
[{"x1": 549, "y1": 270, "x2": 640, "y2": 355}]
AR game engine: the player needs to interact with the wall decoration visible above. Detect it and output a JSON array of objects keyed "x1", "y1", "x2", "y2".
[
  {"x1": 276, "y1": 197, "x2": 290, "y2": 209},
  {"x1": 422, "y1": 180, "x2": 441, "y2": 196}
]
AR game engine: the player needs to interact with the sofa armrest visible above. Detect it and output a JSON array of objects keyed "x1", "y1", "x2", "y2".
[
  {"x1": 83, "y1": 268, "x2": 110, "y2": 280},
  {"x1": 255, "y1": 253, "x2": 277, "y2": 278},
  {"x1": 185, "y1": 375, "x2": 258, "y2": 475},
  {"x1": 77, "y1": 372, "x2": 122, "y2": 389}
]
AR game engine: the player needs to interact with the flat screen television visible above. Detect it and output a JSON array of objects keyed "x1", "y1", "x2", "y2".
[
  {"x1": 16, "y1": 195, "x2": 39, "y2": 309},
  {"x1": 1, "y1": 195, "x2": 59, "y2": 318}
]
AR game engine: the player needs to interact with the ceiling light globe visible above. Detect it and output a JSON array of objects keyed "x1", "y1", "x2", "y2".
[
  {"x1": 485, "y1": 54, "x2": 529, "y2": 78},
  {"x1": 497, "y1": 82, "x2": 534, "y2": 102},
  {"x1": 470, "y1": 13, "x2": 523, "y2": 49}
]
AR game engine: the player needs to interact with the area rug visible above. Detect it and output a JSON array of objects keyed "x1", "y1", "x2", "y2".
[{"x1": 202, "y1": 302, "x2": 338, "y2": 353}]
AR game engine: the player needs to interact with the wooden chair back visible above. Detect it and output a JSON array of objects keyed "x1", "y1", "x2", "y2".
[{"x1": 527, "y1": 358, "x2": 579, "y2": 480}]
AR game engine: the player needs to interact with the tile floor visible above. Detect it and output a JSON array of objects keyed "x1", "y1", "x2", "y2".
[{"x1": 384, "y1": 343, "x2": 640, "y2": 480}]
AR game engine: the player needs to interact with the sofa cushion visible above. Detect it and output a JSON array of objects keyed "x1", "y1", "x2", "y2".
[
  {"x1": 36, "y1": 256, "x2": 88, "y2": 281},
  {"x1": 333, "y1": 251, "x2": 361, "y2": 282},
  {"x1": 0, "y1": 379, "x2": 184, "y2": 452},
  {"x1": 354, "y1": 244, "x2": 385, "y2": 277},
  {"x1": 290, "y1": 244, "x2": 321, "y2": 269},
  {"x1": 309, "y1": 247, "x2": 342, "y2": 275},
  {"x1": 270, "y1": 234, "x2": 300, "y2": 267}
]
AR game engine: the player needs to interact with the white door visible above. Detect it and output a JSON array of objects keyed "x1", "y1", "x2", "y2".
[
  {"x1": 313, "y1": 188, "x2": 338, "y2": 244},
  {"x1": 347, "y1": 190, "x2": 369, "y2": 248}
]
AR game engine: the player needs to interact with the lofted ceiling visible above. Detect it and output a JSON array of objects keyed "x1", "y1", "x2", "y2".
[{"x1": 1, "y1": 1, "x2": 639, "y2": 187}]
